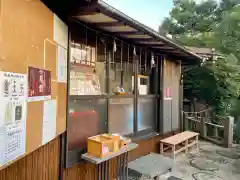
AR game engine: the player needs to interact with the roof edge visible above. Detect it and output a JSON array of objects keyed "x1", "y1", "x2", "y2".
[{"x1": 97, "y1": 0, "x2": 202, "y2": 62}]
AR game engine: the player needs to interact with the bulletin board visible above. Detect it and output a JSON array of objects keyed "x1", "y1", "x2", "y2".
[{"x1": 0, "y1": 0, "x2": 67, "y2": 170}]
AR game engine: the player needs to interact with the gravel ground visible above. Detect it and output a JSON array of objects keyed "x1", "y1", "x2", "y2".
[{"x1": 128, "y1": 141, "x2": 240, "y2": 180}]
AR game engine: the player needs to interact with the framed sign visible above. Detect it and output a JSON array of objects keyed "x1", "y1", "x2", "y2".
[{"x1": 28, "y1": 67, "x2": 51, "y2": 102}]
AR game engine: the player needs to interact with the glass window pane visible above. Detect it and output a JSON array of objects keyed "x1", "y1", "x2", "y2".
[
  {"x1": 108, "y1": 98, "x2": 134, "y2": 135},
  {"x1": 109, "y1": 43, "x2": 134, "y2": 95},
  {"x1": 138, "y1": 98, "x2": 157, "y2": 131},
  {"x1": 138, "y1": 52, "x2": 158, "y2": 95},
  {"x1": 69, "y1": 27, "x2": 106, "y2": 95},
  {"x1": 68, "y1": 98, "x2": 107, "y2": 151}
]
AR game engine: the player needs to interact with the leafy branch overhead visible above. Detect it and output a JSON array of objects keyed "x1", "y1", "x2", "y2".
[{"x1": 159, "y1": 0, "x2": 240, "y2": 116}]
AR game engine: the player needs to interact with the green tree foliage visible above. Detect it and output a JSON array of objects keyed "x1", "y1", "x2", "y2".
[
  {"x1": 213, "y1": 6, "x2": 240, "y2": 60},
  {"x1": 160, "y1": 0, "x2": 240, "y2": 117},
  {"x1": 159, "y1": 0, "x2": 218, "y2": 38},
  {"x1": 184, "y1": 55, "x2": 240, "y2": 116}
]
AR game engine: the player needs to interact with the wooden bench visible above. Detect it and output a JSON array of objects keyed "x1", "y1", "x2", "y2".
[{"x1": 160, "y1": 131, "x2": 199, "y2": 159}]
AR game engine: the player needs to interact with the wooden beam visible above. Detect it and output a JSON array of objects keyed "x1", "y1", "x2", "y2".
[
  {"x1": 164, "y1": 50, "x2": 183, "y2": 53},
  {"x1": 131, "y1": 38, "x2": 155, "y2": 41},
  {"x1": 151, "y1": 48, "x2": 183, "y2": 53},
  {"x1": 75, "y1": 11, "x2": 99, "y2": 16},
  {"x1": 153, "y1": 47, "x2": 175, "y2": 50},
  {"x1": 136, "y1": 42, "x2": 165, "y2": 46},
  {"x1": 155, "y1": 51, "x2": 186, "y2": 56},
  {"x1": 91, "y1": 21, "x2": 126, "y2": 27},
  {"x1": 71, "y1": 5, "x2": 100, "y2": 16},
  {"x1": 111, "y1": 31, "x2": 144, "y2": 36}
]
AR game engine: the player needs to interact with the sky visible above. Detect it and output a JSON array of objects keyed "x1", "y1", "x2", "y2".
[
  {"x1": 102, "y1": 0, "x2": 220, "y2": 31},
  {"x1": 103, "y1": 0, "x2": 174, "y2": 31}
]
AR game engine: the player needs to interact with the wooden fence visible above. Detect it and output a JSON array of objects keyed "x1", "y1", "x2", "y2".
[{"x1": 182, "y1": 109, "x2": 234, "y2": 148}]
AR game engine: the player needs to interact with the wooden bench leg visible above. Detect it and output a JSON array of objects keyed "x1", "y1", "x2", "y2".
[
  {"x1": 160, "y1": 143, "x2": 164, "y2": 155},
  {"x1": 185, "y1": 140, "x2": 188, "y2": 153},
  {"x1": 171, "y1": 145, "x2": 175, "y2": 160}
]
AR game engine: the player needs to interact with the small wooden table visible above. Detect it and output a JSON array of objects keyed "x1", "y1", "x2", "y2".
[
  {"x1": 160, "y1": 131, "x2": 199, "y2": 159},
  {"x1": 82, "y1": 143, "x2": 138, "y2": 180}
]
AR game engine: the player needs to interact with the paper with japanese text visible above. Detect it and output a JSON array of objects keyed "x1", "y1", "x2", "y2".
[{"x1": 0, "y1": 72, "x2": 27, "y2": 167}]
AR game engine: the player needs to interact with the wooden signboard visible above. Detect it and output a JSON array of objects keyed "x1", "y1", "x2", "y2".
[{"x1": 0, "y1": 0, "x2": 67, "y2": 170}]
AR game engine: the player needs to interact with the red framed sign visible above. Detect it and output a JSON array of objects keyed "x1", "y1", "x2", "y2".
[{"x1": 28, "y1": 67, "x2": 51, "y2": 102}]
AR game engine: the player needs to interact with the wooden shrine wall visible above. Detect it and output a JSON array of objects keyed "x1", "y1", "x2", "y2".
[
  {"x1": 0, "y1": 137, "x2": 60, "y2": 180},
  {"x1": 0, "y1": 135, "x2": 162, "y2": 180},
  {"x1": 0, "y1": 0, "x2": 183, "y2": 179},
  {"x1": 162, "y1": 58, "x2": 181, "y2": 134},
  {"x1": 0, "y1": 0, "x2": 67, "y2": 170}
]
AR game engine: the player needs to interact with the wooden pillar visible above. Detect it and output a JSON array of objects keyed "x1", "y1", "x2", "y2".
[
  {"x1": 180, "y1": 111, "x2": 184, "y2": 131},
  {"x1": 133, "y1": 46, "x2": 138, "y2": 133},
  {"x1": 179, "y1": 61, "x2": 183, "y2": 132},
  {"x1": 159, "y1": 55, "x2": 164, "y2": 134},
  {"x1": 184, "y1": 113, "x2": 188, "y2": 131},
  {"x1": 224, "y1": 116, "x2": 234, "y2": 148}
]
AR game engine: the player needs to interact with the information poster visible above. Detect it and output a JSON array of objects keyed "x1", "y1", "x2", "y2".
[
  {"x1": 71, "y1": 45, "x2": 87, "y2": 64},
  {"x1": 57, "y1": 45, "x2": 67, "y2": 83},
  {"x1": 0, "y1": 72, "x2": 27, "y2": 167},
  {"x1": 42, "y1": 100, "x2": 57, "y2": 145},
  {"x1": 70, "y1": 72, "x2": 101, "y2": 95},
  {"x1": 28, "y1": 67, "x2": 51, "y2": 102}
]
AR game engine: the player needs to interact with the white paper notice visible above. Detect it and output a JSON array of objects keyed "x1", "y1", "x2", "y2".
[
  {"x1": 42, "y1": 100, "x2": 57, "y2": 145},
  {"x1": 57, "y1": 45, "x2": 67, "y2": 83},
  {"x1": 0, "y1": 72, "x2": 27, "y2": 167},
  {"x1": 54, "y1": 14, "x2": 68, "y2": 49}
]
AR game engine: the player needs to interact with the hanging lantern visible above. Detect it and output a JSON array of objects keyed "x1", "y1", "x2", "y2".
[
  {"x1": 151, "y1": 52, "x2": 155, "y2": 68},
  {"x1": 113, "y1": 39, "x2": 117, "y2": 52},
  {"x1": 133, "y1": 46, "x2": 136, "y2": 56}
]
